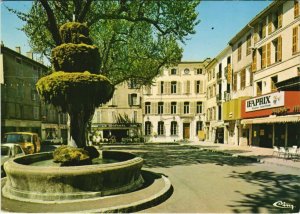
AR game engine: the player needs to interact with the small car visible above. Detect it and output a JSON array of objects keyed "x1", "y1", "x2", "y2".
[
  {"x1": 2, "y1": 132, "x2": 41, "y2": 154},
  {"x1": 1, "y1": 143, "x2": 26, "y2": 177}
]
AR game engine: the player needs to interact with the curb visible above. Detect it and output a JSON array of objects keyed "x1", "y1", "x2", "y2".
[
  {"x1": 192, "y1": 146, "x2": 300, "y2": 169},
  {"x1": 81, "y1": 174, "x2": 173, "y2": 213}
]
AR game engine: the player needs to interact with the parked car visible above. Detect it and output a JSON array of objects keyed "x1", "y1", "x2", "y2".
[
  {"x1": 2, "y1": 132, "x2": 41, "y2": 154},
  {"x1": 1, "y1": 143, "x2": 26, "y2": 177},
  {"x1": 43, "y1": 137, "x2": 63, "y2": 145}
]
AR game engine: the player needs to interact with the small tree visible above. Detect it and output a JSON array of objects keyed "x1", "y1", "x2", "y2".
[{"x1": 36, "y1": 22, "x2": 114, "y2": 148}]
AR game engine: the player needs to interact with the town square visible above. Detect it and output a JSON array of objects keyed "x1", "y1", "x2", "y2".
[{"x1": 1, "y1": 0, "x2": 300, "y2": 213}]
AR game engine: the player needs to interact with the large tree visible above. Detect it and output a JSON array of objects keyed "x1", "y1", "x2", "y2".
[{"x1": 8, "y1": 0, "x2": 200, "y2": 86}]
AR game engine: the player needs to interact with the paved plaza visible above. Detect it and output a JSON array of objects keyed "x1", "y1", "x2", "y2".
[{"x1": 103, "y1": 144, "x2": 300, "y2": 213}]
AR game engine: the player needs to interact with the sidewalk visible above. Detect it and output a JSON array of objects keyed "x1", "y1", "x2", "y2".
[{"x1": 185, "y1": 141, "x2": 300, "y2": 169}]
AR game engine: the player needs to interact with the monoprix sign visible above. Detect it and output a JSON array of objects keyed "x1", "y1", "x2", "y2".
[{"x1": 246, "y1": 91, "x2": 285, "y2": 112}]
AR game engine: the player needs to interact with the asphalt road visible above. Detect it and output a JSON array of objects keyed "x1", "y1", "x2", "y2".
[{"x1": 103, "y1": 145, "x2": 300, "y2": 213}]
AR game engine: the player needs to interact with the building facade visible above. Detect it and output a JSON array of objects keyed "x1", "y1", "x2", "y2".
[
  {"x1": 91, "y1": 82, "x2": 143, "y2": 143},
  {"x1": 206, "y1": 46, "x2": 232, "y2": 144},
  {"x1": 0, "y1": 45, "x2": 68, "y2": 142},
  {"x1": 142, "y1": 60, "x2": 210, "y2": 142},
  {"x1": 240, "y1": 0, "x2": 300, "y2": 148}
]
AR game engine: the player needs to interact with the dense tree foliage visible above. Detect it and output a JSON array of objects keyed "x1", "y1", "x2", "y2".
[{"x1": 8, "y1": 0, "x2": 201, "y2": 85}]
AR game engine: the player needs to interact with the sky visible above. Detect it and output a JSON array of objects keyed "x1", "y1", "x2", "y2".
[{"x1": 1, "y1": 1, "x2": 272, "y2": 62}]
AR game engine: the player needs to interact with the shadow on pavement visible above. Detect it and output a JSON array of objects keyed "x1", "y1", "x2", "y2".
[
  {"x1": 228, "y1": 170, "x2": 300, "y2": 213},
  {"x1": 103, "y1": 145, "x2": 256, "y2": 168}
]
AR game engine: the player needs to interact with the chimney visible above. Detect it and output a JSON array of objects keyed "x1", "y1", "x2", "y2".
[
  {"x1": 26, "y1": 51, "x2": 33, "y2": 59},
  {"x1": 15, "y1": 46, "x2": 21, "y2": 53}
]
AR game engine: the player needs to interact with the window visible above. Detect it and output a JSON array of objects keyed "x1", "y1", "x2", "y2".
[
  {"x1": 196, "y1": 121, "x2": 202, "y2": 135},
  {"x1": 171, "y1": 68, "x2": 177, "y2": 75},
  {"x1": 277, "y1": 7, "x2": 282, "y2": 28},
  {"x1": 160, "y1": 81, "x2": 164, "y2": 94},
  {"x1": 128, "y1": 93, "x2": 138, "y2": 106},
  {"x1": 128, "y1": 79, "x2": 138, "y2": 89},
  {"x1": 238, "y1": 42, "x2": 242, "y2": 61},
  {"x1": 171, "y1": 102, "x2": 177, "y2": 114},
  {"x1": 133, "y1": 111, "x2": 137, "y2": 123},
  {"x1": 271, "y1": 76, "x2": 278, "y2": 92},
  {"x1": 295, "y1": 0, "x2": 299, "y2": 18},
  {"x1": 15, "y1": 57, "x2": 22, "y2": 64},
  {"x1": 218, "y1": 105, "x2": 222, "y2": 121},
  {"x1": 158, "y1": 102, "x2": 164, "y2": 114},
  {"x1": 252, "y1": 50, "x2": 257, "y2": 72},
  {"x1": 246, "y1": 34, "x2": 251, "y2": 56},
  {"x1": 262, "y1": 18, "x2": 267, "y2": 38},
  {"x1": 272, "y1": 37, "x2": 282, "y2": 63},
  {"x1": 197, "y1": 68, "x2": 203, "y2": 74},
  {"x1": 15, "y1": 145, "x2": 23, "y2": 155},
  {"x1": 240, "y1": 69, "x2": 246, "y2": 89},
  {"x1": 218, "y1": 63, "x2": 222, "y2": 78},
  {"x1": 31, "y1": 89, "x2": 37, "y2": 101},
  {"x1": 267, "y1": 42, "x2": 271, "y2": 66},
  {"x1": 171, "y1": 81, "x2": 177, "y2": 94},
  {"x1": 261, "y1": 45, "x2": 266, "y2": 69},
  {"x1": 195, "y1": 80, "x2": 201, "y2": 94},
  {"x1": 158, "y1": 121, "x2": 164, "y2": 135},
  {"x1": 145, "y1": 102, "x2": 151, "y2": 114},
  {"x1": 33, "y1": 107, "x2": 39, "y2": 120},
  {"x1": 268, "y1": 14, "x2": 273, "y2": 35},
  {"x1": 196, "y1": 102, "x2": 202, "y2": 114},
  {"x1": 170, "y1": 121, "x2": 177, "y2": 135},
  {"x1": 292, "y1": 26, "x2": 299, "y2": 55},
  {"x1": 184, "y1": 102, "x2": 189, "y2": 114},
  {"x1": 233, "y1": 73, "x2": 237, "y2": 91},
  {"x1": 258, "y1": 22, "x2": 263, "y2": 40},
  {"x1": 257, "y1": 81, "x2": 262, "y2": 96},
  {"x1": 145, "y1": 121, "x2": 152, "y2": 135},
  {"x1": 254, "y1": 25, "x2": 259, "y2": 43}
]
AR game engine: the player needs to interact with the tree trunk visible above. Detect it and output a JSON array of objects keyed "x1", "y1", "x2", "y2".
[{"x1": 68, "y1": 104, "x2": 95, "y2": 148}]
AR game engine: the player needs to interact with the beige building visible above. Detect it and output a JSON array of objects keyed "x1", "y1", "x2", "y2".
[
  {"x1": 91, "y1": 82, "x2": 143, "y2": 142},
  {"x1": 241, "y1": 0, "x2": 300, "y2": 148},
  {"x1": 142, "y1": 60, "x2": 210, "y2": 143},
  {"x1": 205, "y1": 46, "x2": 232, "y2": 144}
]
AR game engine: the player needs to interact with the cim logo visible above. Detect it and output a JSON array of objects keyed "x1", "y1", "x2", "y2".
[
  {"x1": 245, "y1": 92, "x2": 285, "y2": 112},
  {"x1": 273, "y1": 201, "x2": 295, "y2": 210}
]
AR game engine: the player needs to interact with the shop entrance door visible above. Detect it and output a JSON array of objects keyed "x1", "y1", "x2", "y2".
[
  {"x1": 183, "y1": 123, "x2": 190, "y2": 139},
  {"x1": 274, "y1": 124, "x2": 285, "y2": 147}
]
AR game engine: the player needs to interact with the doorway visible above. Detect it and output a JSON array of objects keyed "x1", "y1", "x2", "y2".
[{"x1": 183, "y1": 123, "x2": 190, "y2": 139}]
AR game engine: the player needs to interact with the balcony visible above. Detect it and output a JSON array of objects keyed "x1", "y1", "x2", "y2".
[{"x1": 223, "y1": 92, "x2": 231, "y2": 101}]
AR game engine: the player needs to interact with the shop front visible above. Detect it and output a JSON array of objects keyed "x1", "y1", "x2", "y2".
[
  {"x1": 91, "y1": 123, "x2": 142, "y2": 143},
  {"x1": 241, "y1": 91, "x2": 300, "y2": 148}
]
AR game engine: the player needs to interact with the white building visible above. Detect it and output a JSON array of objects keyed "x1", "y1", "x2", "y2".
[{"x1": 142, "y1": 60, "x2": 210, "y2": 143}]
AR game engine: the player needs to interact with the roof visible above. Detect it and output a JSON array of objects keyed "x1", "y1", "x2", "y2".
[
  {"x1": 1, "y1": 45, "x2": 48, "y2": 69},
  {"x1": 228, "y1": 0, "x2": 282, "y2": 46}
]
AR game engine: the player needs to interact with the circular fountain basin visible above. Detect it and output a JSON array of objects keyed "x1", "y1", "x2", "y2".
[{"x1": 2, "y1": 150, "x2": 144, "y2": 202}]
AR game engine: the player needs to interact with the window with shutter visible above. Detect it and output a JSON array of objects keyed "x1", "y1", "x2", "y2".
[
  {"x1": 278, "y1": 7, "x2": 282, "y2": 28},
  {"x1": 246, "y1": 34, "x2": 251, "y2": 56},
  {"x1": 295, "y1": 0, "x2": 299, "y2": 18},
  {"x1": 262, "y1": 19, "x2": 266, "y2": 38},
  {"x1": 262, "y1": 45, "x2": 266, "y2": 69},
  {"x1": 268, "y1": 14, "x2": 272, "y2": 35},
  {"x1": 292, "y1": 26, "x2": 299, "y2": 54},
  {"x1": 252, "y1": 50, "x2": 257, "y2": 72},
  {"x1": 145, "y1": 121, "x2": 152, "y2": 135},
  {"x1": 238, "y1": 42, "x2": 242, "y2": 61},
  {"x1": 240, "y1": 69, "x2": 246, "y2": 89},
  {"x1": 277, "y1": 36, "x2": 282, "y2": 61},
  {"x1": 267, "y1": 42, "x2": 271, "y2": 66},
  {"x1": 233, "y1": 73, "x2": 237, "y2": 91}
]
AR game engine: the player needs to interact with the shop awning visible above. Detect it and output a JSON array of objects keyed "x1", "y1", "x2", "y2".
[{"x1": 241, "y1": 115, "x2": 300, "y2": 125}]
